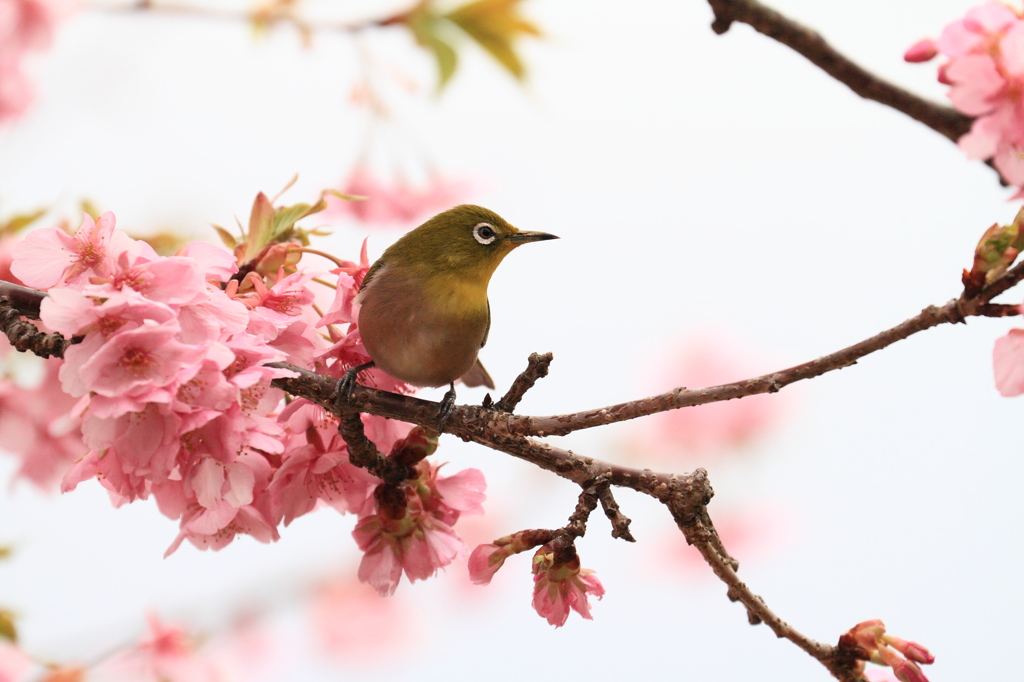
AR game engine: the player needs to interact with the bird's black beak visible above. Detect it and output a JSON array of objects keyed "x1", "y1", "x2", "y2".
[{"x1": 508, "y1": 230, "x2": 559, "y2": 244}]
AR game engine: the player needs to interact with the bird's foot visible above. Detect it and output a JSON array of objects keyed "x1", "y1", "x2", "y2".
[
  {"x1": 333, "y1": 361, "x2": 375, "y2": 412},
  {"x1": 436, "y1": 384, "x2": 457, "y2": 432}
]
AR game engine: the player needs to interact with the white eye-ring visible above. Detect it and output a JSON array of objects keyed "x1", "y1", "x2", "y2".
[{"x1": 473, "y1": 222, "x2": 498, "y2": 245}]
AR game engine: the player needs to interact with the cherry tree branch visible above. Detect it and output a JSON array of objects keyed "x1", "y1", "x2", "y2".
[
  {"x1": 1, "y1": 265, "x2": 1016, "y2": 680},
  {"x1": 704, "y1": 0, "x2": 978, "y2": 150},
  {"x1": 498, "y1": 264, "x2": 1024, "y2": 438}
]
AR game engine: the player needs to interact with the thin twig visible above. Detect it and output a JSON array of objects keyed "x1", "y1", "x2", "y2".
[
  {"x1": 596, "y1": 478, "x2": 635, "y2": 542},
  {"x1": 704, "y1": 0, "x2": 985, "y2": 175},
  {"x1": 502, "y1": 268, "x2": 1024, "y2": 437}
]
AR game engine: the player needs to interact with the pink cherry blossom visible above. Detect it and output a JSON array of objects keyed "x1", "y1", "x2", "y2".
[
  {"x1": 326, "y1": 169, "x2": 469, "y2": 226},
  {"x1": 530, "y1": 547, "x2": 604, "y2": 627},
  {"x1": 993, "y1": 326, "x2": 1024, "y2": 395},
  {"x1": 8, "y1": 205, "x2": 434, "y2": 557},
  {"x1": 11, "y1": 213, "x2": 136, "y2": 289},
  {"x1": 270, "y1": 402, "x2": 379, "y2": 524},
  {"x1": 353, "y1": 484, "x2": 467, "y2": 596},
  {"x1": 0, "y1": 352, "x2": 82, "y2": 489},
  {"x1": 468, "y1": 542, "x2": 510, "y2": 585},
  {"x1": 911, "y1": 3, "x2": 1024, "y2": 189},
  {"x1": 318, "y1": 239, "x2": 370, "y2": 328}
]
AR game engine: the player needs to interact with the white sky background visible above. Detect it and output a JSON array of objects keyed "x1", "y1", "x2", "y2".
[{"x1": 0, "y1": 0, "x2": 1020, "y2": 680}]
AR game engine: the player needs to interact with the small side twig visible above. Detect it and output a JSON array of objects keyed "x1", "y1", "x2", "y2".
[
  {"x1": 493, "y1": 352, "x2": 553, "y2": 412},
  {"x1": 596, "y1": 478, "x2": 636, "y2": 542}
]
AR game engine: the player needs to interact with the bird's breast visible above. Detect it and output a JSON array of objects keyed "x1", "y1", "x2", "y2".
[{"x1": 357, "y1": 268, "x2": 490, "y2": 387}]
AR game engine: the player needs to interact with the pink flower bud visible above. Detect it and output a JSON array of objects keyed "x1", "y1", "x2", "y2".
[
  {"x1": 884, "y1": 635, "x2": 935, "y2": 665},
  {"x1": 468, "y1": 543, "x2": 509, "y2": 585},
  {"x1": 904, "y1": 38, "x2": 938, "y2": 63},
  {"x1": 892, "y1": 660, "x2": 929, "y2": 682}
]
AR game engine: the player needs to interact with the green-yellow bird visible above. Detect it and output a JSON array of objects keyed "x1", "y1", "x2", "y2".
[{"x1": 336, "y1": 204, "x2": 558, "y2": 425}]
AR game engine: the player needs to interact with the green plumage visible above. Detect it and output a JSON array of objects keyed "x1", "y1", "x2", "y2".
[{"x1": 355, "y1": 204, "x2": 556, "y2": 389}]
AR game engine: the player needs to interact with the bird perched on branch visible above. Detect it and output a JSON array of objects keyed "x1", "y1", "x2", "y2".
[{"x1": 336, "y1": 204, "x2": 558, "y2": 427}]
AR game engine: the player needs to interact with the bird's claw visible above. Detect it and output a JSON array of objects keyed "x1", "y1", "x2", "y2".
[
  {"x1": 436, "y1": 385, "x2": 457, "y2": 432},
  {"x1": 333, "y1": 361, "x2": 375, "y2": 412}
]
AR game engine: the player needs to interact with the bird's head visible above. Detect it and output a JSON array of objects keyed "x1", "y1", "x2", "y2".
[{"x1": 391, "y1": 204, "x2": 558, "y2": 281}]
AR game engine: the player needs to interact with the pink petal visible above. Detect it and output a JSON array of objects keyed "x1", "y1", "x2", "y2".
[{"x1": 993, "y1": 328, "x2": 1024, "y2": 395}]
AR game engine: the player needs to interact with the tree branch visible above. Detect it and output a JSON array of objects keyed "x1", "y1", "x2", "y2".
[
  {"x1": 705, "y1": 0, "x2": 978, "y2": 155},
  {"x1": 0, "y1": 266, "x2": 1014, "y2": 680},
  {"x1": 501, "y1": 265, "x2": 1024, "y2": 437}
]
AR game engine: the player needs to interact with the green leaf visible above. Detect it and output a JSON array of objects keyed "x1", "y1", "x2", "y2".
[
  {"x1": 211, "y1": 223, "x2": 238, "y2": 249},
  {"x1": 425, "y1": 34, "x2": 459, "y2": 90},
  {"x1": 0, "y1": 208, "x2": 47, "y2": 237},
  {"x1": 445, "y1": 0, "x2": 539, "y2": 81},
  {"x1": 406, "y1": 2, "x2": 460, "y2": 91},
  {"x1": 0, "y1": 610, "x2": 16, "y2": 643}
]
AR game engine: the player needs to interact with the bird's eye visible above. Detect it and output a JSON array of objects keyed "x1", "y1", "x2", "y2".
[{"x1": 473, "y1": 223, "x2": 498, "y2": 245}]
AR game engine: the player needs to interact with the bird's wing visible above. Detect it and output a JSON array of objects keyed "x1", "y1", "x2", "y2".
[
  {"x1": 480, "y1": 298, "x2": 491, "y2": 348},
  {"x1": 461, "y1": 359, "x2": 495, "y2": 389},
  {"x1": 359, "y1": 259, "x2": 385, "y2": 293}
]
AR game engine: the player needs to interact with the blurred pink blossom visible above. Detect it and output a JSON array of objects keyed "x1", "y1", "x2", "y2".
[
  {"x1": 0, "y1": 641, "x2": 33, "y2": 682},
  {"x1": 652, "y1": 504, "x2": 795, "y2": 576},
  {"x1": 630, "y1": 333, "x2": 785, "y2": 464},
  {"x1": 309, "y1": 577, "x2": 414, "y2": 661},
  {"x1": 96, "y1": 614, "x2": 227, "y2": 682},
  {"x1": 0, "y1": 0, "x2": 57, "y2": 122},
  {"x1": 326, "y1": 170, "x2": 470, "y2": 226},
  {"x1": 0, "y1": 352, "x2": 82, "y2": 488},
  {"x1": 993, "y1": 325, "x2": 1024, "y2": 395}
]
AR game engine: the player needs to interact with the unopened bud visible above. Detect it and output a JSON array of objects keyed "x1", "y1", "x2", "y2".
[
  {"x1": 904, "y1": 38, "x2": 938, "y2": 63},
  {"x1": 884, "y1": 635, "x2": 935, "y2": 665}
]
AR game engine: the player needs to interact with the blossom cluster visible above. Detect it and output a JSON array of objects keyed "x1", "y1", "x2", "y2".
[
  {"x1": 906, "y1": 2, "x2": 1024, "y2": 193},
  {"x1": 0, "y1": 201, "x2": 614, "y2": 625},
  {"x1": 0, "y1": 207, "x2": 487, "y2": 598}
]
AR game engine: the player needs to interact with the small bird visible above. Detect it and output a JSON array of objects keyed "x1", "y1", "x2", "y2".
[{"x1": 336, "y1": 204, "x2": 558, "y2": 427}]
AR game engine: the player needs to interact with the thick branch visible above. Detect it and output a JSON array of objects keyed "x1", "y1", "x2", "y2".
[
  {"x1": 0, "y1": 279, "x2": 977, "y2": 679},
  {"x1": 705, "y1": 0, "x2": 976, "y2": 148}
]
